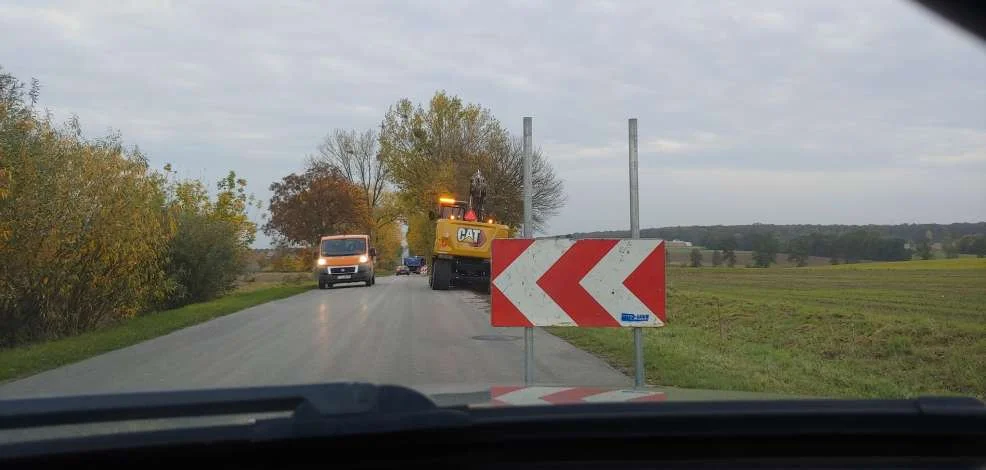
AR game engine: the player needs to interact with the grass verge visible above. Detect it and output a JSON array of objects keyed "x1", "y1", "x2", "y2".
[
  {"x1": 549, "y1": 258, "x2": 985, "y2": 399},
  {"x1": 0, "y1": 283, "x2": 315, "y2": 383}
]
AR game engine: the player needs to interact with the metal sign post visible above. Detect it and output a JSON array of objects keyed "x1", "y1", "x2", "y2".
[
  {"x1": 522, "y1": 116, "x2": 534, "y2": 385},
  {"x1": 629, "y1": 118, "x2": 645, "y2": 388},
  {"x1": 491, "y1": 118, "x2": 665, "y2": 388}
]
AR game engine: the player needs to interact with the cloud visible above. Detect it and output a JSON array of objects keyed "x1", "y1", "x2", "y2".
[
  {"x1": 0, "y1": 4, "x2": 82, "y2": 35},
  {"x1": 1, "y1": 0, "x2": 983, "y2": 243},
  {"x1": 918, "y1": 151, "x2": 986, "y2": 166}
]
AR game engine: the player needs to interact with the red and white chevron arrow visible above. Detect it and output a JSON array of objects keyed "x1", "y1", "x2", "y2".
[
  {"x1": 488, "y1": 386, "x2": 667, "y2": 406},
  {"x1": 491, "y1": 239, "x2": 666, "y2": 327}
]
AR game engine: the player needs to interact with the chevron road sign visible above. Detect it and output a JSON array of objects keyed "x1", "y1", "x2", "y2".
[
  {"x1": 491, "y1": 238, "x2": 666, "y2": 328},
  {"x1": 487, "y1": 386, "x2": 667, "y2": 406}
]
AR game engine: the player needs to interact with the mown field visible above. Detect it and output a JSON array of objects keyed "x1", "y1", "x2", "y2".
[{"x1": 550, "y1": 258, "x2": 986, "y2": 399}]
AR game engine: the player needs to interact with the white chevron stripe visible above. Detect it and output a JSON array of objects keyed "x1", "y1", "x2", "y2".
[
  {"x1": 580, "y1": 240, "x2": 665, "y2": 327},
  {"x1": 492, "y1": 238, "x2": 575, "y2": 326},
  {"x1": 581, "y1": 389, "x2": 664, "y2": 402},
  {"x1": 493, "y1": 386, "x2": 573, "y2": 405}
]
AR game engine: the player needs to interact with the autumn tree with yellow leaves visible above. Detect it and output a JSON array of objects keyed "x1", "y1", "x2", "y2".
[
  {"x1": 379, "y1": 92, "x2": 565, "y2": 258},
  {"x1": 0, "y1": 69, "x2": 257, "y2": 346}
]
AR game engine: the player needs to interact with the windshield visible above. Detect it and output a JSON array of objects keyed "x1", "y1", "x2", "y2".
[
  {"x1": 439, "y1": 205, "x2": 465, "y2": 220},
  {"x1": 0, "y1": 0, "x2": 983, "y2": 424},
  {"x1": 321, "y1": 238, "x2": 366, "y2": 257}
]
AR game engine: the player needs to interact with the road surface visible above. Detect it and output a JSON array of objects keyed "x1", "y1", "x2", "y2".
[{"x1": 0, "y1": 276, "x2": 629, "y2": 399}]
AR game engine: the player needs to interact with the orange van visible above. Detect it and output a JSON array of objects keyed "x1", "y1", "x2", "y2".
[{"x1": 315, "y1": 234, "x2": 376, "y2": 289}]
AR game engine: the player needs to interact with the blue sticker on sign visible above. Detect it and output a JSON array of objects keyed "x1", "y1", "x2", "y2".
[{"x1": 621, "y1": 313, "x2": 650, "y2": 322}]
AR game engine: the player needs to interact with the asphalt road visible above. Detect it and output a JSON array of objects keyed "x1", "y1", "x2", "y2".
[{"x1": 0, "y1": 275, "x2": 629, "y2": 399}]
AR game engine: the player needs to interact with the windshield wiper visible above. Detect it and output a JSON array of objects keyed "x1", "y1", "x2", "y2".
[
  {"x1": 0, "y1": 383, "x2": 471, "y2": 459},
  {"x1": 0, "y1": 382, "x2": 463, "y2": 430}
]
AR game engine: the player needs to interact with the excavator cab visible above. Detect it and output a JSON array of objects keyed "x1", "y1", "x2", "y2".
[{"x1": 436, "y1": 197, "x2": 467, "y2": 220}]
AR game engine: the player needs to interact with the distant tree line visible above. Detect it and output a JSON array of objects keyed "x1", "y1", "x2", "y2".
[
  {"x1": 784, "y1": 231, "x2": 911, "y2": 265},
  {"x1": 573, "y1": 223, "x2": 986, "y2": 250}
]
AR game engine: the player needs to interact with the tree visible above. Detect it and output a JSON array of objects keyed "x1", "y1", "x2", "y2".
[
  {"x1": 955, "y1": 234, "x2": 986, "y2": 257},
  {"x1": 314, "y1": 129, "x2": 388, "y2": 213},
  {"x1": 310, "y1": 129, "x2": 401, "y2": 253},
  {"x1": 711, "y1": 250, "x2": 723, "y2": 267},
  {"x1": 750, "y1": 233, "x2": 780, "y2": 268},
  {"x1": 263, "y1": 162, "x2": 370, "y2": 248},
  {"x1": 915, "y1": 239, "x2": 934, "y2": 260},
  {"x1": 719, "y1": 236, "x2": 738, "y2": 267},
  {"x1": 969, "y1": 236, "x2": 986, "y2": 258},
  {"x1": 787, "y1": 237, "x2": 810, "y2": 267},
  {"x1": 481, "y1": 137, "x2": 565, "y2": 231},
  {"x1": 158, "y1": 170, "x2": 258, "y2": 307},
  {"x1": 1, "y1": 70, "x2": 170, "y2": 346},
  {"x1": 941, "y1": 233, "x2": 960, "y2": 259},
  {"x1": 212, "y1": 171, "x2": 259, "y2": 248},
  {"x1": 723, "y1": 250, "x2": 737, "y2": 267},
  {"x1": 689, "y1": 248, "x2": 703, "y2": 267},
  {"x1": 372, "y1": 221, "x2": 403, "y2": 270},
  {"x1": 379, "y1": 92, "x2": 565, "y2": 244},
  {"x1": 0, "y1": 68, "x2": 258, "y2": 347},
  {"x1": 943, "y1": 242, "x2": 960, "y2": 259},
  {"x1": 405, "y1": 211, "x2": 434, "y2": 259},
  {"x1": 270, "y1": 248, "x2": 309, "y2": 272}
]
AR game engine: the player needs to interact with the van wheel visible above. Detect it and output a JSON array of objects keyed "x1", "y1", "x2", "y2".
[{"x1": 431, "y1": 259, "x2": 451, "y2": 291}]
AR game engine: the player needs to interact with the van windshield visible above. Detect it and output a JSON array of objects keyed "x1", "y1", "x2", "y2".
[{"x1": 320, "y1": 238, "x2": 366, "y2": 257}]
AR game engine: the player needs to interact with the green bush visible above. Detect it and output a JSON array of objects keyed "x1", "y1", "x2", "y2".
[
  {"x1": 0, "y1": 70, "x2": 170, "y2": 346},
  {"x1": 158, "y1": 171, "x2": 256, "y2": 309},
  {"x1": 162, "y1": 212, "x2": 246, "y2": 308},
  {"x1": 0, "y1": 68, "x2": 257, "y2": 347}
]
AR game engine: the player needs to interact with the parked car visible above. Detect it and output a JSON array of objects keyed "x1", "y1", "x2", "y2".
[{"x1": 396, "y1": 265, "x2": 410, "y2": 276}]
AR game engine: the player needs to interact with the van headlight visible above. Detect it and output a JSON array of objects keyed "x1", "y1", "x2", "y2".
[
  {"x1": 359, "y1": 255, "x2": 369, "y2": 263},
  {"x1": 317, "y1": 258, "x2": 327, "y2": 266}
]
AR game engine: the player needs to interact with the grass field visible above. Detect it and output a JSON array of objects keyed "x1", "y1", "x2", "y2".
[
  {"x1": 550, "y1": 258, "x2": 986, "y2": 399},
  {"x1": 0, "y1": 283, "x2": 315, "y2": 383}
]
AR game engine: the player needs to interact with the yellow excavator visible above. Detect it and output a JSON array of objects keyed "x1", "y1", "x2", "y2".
[{"x1": 429, "y1": 171, "x2": 510, "y2": 291}]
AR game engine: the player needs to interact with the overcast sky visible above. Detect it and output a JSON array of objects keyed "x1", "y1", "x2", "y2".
[{"x1": 2, "y1": 0, "x2": 983, "y2": 245}]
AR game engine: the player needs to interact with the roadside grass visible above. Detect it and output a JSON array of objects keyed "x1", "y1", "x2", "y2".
[
  {"x1": 549, "y1": 258, "x2": 986, "y2": 399},
  {"x1": 0, "y1": 283, "x2": 315, "y2": 383},
  {"x1": 235, "y1": 271, "x2": 312, "y2": 293}
]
